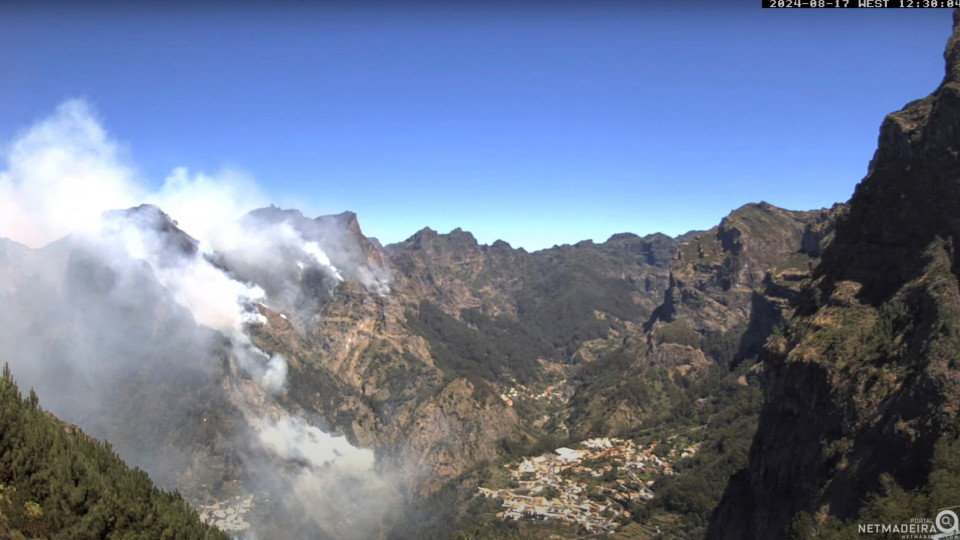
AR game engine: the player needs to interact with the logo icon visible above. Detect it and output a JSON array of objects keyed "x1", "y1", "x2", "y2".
[{"x1": 934, "y1": 508, "x2": 960, "y2": 539}]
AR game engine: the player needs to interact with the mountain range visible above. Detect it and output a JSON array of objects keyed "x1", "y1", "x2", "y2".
[{"x1": 3, "y1": 9, "x2": 960, "y2": 540}]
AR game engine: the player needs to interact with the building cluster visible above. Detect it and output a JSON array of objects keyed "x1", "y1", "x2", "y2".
[
  {"x1": 198, "y1": 494, "x2": 254, "y2": 534},
  {"x1": 499, "y1": 382, "x2": 566, "y2": 407},
  {"x1": 479, "y1": 437, "x2": 698, "y2": 533}
]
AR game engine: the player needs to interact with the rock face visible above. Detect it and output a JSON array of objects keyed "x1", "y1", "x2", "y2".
[
  {"x1": 240, "y1": 216, "x2": 527, "y2": 497},
  {"x1": 708, "y1": 10, "x2": 960, "y2": 539},
  {"x1": 565, "y1": 203, "x2": 842, "y2": 438},
  {"x1": 386, "y1": 227, "x2": 678, "y2": 326},
  {"x1": 658, "y1": 202, "x2": 842, "y2": 336}
]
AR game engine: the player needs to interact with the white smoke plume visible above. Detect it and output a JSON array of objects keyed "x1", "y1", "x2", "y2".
[
  {"x1": 0, "y1": 100, "x2": 398, "y2": 537},
  {"x1": 151, "y1": 166, "x2": 268, "y2": 253},
  {"x1": 211, "y1": 219, "x2": 347, "y2": 314},
  {"x1": 0, "y1": 100, "x2": 141, "y2": 247},
  {"x1": 92, "y1": 207, "x2": 268, "y2": 332},
  {"x1": 258, "y1": 416, "x2": 374, "y2": 472}
]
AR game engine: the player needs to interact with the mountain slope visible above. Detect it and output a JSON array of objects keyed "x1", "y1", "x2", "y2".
[
  {"x1": 0, "y1": 364, "x2": 227, "y2": 540},
  {"x1": 216, "y1": 201, "x2": 841, "y2": 538},
  {"x1": 657, "y1": 202, "x2": 842, "y2": 336},
  {"x1": 0, "y1": 180, "x2": 848, "y2": 539},
  {"x1": 561, "y1": 201, "x2": 841, "y2": 432},
  {"x1": 387, "y1": 228, "x2": 677, "y2": 355},
  {"x1": 709, "y1": 9, "x2": 960, "y2": 539}
]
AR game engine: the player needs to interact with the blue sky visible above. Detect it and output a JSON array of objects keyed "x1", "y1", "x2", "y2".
[{"x1": 0, "y1": 2, "x2": 952, "y2": 251}]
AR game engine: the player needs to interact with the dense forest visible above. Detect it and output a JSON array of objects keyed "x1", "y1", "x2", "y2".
[{"x1": 0, "y1": 364, "x2": 226, "y2": 540}]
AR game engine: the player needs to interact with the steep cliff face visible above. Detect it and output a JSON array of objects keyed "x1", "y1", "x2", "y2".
[
  {"x1": 709, "y1": 10, "x2": 960, "y2": 539},
  {"x1": 565, "y1": 203, "x2": 842, "y2": 439},
  {"x1": 658, "y1": 202, "x2": 842, "y2": 336}
]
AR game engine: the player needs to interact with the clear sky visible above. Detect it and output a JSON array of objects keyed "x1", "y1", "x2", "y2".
[{"x1": 0, "y1": 1, "x2": 952, "y2": 251}]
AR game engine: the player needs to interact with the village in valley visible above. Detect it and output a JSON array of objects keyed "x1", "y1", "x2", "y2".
[
  {"x1": 477, "y1": 436, "x2": 699, "y2": 534},
  {"x1": 198, "y1": 494, "x2": 254, "y2": 534}
]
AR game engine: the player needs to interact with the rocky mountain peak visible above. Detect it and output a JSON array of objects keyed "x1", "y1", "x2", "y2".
[
  {"x1": 605, "y1": 232, "x2": 640, "y2": 242},
  {"x1": 244, "y1": 204, "x2": 306, "y2": 223},
  {"x1": 823, "y1": 8, "x2": 960, "y2": 304},
  {"x1": 870, "y1": 8, "x2": 960, "y2": 168},
  {"x1": 103, "y1": 203, "x2": 180, "y2": 232},
  {"x1": 101, "y1": 203, "x2": 199, "y2": 257},
  {"x1": 446, "y1": 227, "x2": 479, "y2": 246},
  {"x1": 406, "y1": 226, "x2": 437, "y2": 246},
  {"x1": 246, "y1": 206, "x2": 364, "y2": 238},
  {"x1": 708, "y1": 10, "x2": 960, "y2": 539},
  {"x1": 397, "y1": 226, "x2": 481, "y2": 256},
  {"x1": 943, "y1": 8, "x2": 960, "y2": 85},
  {"x1": 315, "y1": 210, "x2": 362, "y2": 237}
]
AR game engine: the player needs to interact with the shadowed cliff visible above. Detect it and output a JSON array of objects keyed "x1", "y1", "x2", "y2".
[{"x1": 708, "y1": 9, "x2": 960, "y2": 539}]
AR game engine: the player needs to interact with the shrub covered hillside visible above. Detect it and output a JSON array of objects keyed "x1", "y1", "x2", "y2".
[{"x1": 0, "y1": 364, "x2": 227, "y2": 540}]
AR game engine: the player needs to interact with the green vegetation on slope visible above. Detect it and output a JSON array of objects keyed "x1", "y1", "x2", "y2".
[
  {"x1": 648, "y1": 366, "x2": 762, "y2": 538},
  {"x1": 445, "y1": 360, "x2": 763, "y2": 540},
  {"x1": 786, "y1": 420, "x2": 960, "y2": 539},
  {"x1": 405, "y1": 300, "x2": 553, "y2": 384},
  {"x1": 0, "y1": 364, "x2": 227, "y2": 540},
  {"x1": 513, "y1": 266, "x2": 648, "y2": 352}
]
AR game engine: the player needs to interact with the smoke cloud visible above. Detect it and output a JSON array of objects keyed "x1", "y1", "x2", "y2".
[
  {"x1": 0, "y1": 100, "x2": 141, "y2": 248},
  {"x1": 0, "y1": 100, "x2": 398, "y2": 538}
]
